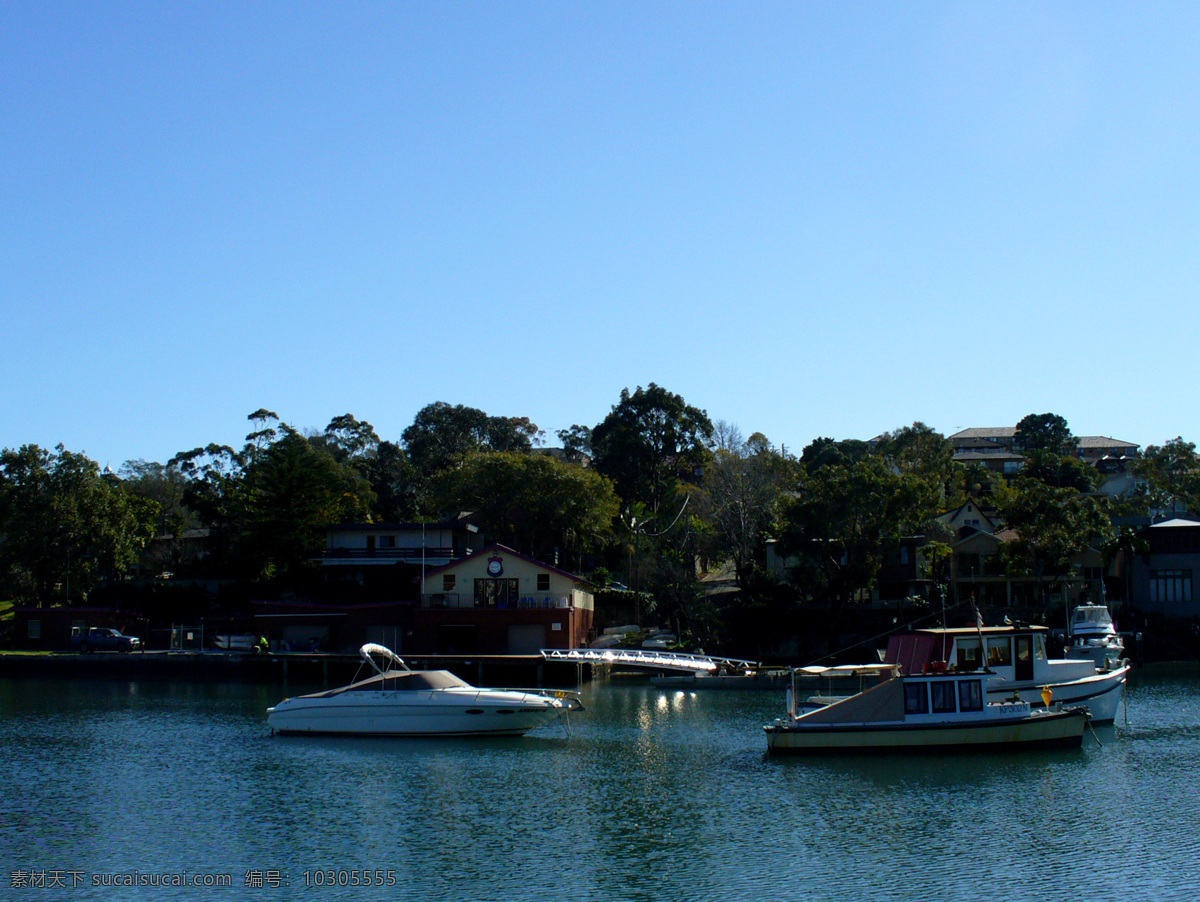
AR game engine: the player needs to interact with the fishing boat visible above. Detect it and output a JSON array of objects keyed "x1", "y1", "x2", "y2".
[
  {"x1": 1064, "y1": 604, "x2": 1126, "y2": 668},
  {"x1": 884, "y1": 624, "x2": 1128, "y2": 724},
  {"x1": 764, "y1": 666, "x2": 1088, "y2": 754},
  {"x1": 267, "y1": 644, "x2": 582, "y2": 737}
]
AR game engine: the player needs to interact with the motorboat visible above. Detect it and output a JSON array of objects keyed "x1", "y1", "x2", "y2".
[
  {"x1": 764, "y1": 666, "x2": 1088, "y2": 754},
  {"x1": 267, "y1": 644, "x2": 583, "y2": 737},
  {"x1": 884, "y1": 624, "x2": 1128, "y2": 724},
  {"x1": 1064, "y1": 604, "x2": 1125, "y2": 668}
]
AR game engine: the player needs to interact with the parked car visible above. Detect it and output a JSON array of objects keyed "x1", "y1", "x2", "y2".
[{"x1": 70, "y1": 627, "x2": 141, "y2": 653}]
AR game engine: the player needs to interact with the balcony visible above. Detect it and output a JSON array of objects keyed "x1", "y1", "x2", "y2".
[
  {"x1": 320, "y1": 546, "x2": 457, "y2": 566},
  {"x1": 420, "y1": 594, "x2": 571, "y2": 610}
]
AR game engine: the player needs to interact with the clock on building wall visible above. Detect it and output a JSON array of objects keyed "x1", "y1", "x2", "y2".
[{"x1": 486, "y1": 555, "x2": 504, "y2": 577}]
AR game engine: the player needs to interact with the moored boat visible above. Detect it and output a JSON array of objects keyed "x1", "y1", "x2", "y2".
[
  {"x1": 884, "y1": 624, "x2": 1128, "y2": 724},
  {"x1": 764, "y1": 666, "x2": 1088, "y2": 754},
  {"x1": 1064, "y1": 604, "x2": 1126, "y2": 668},
  {"x1": 267, "y1": 644, "x2": 582, "y2": 737}
]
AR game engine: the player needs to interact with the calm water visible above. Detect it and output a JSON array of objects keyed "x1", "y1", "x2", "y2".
[{"x1": 2, "y1": 666, "x2": 1198, "y2": 901}]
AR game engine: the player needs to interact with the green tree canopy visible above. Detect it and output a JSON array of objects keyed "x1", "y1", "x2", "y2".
[
  {"x1": 699, "y1": 431, "x2": 794, "y2": 587},
  {"x1": 1131, "y1": 437, "x2": 1200, "y2": 516},
  {"x1": 872, "y1": 422, "x2": 955, "y2": 522},
  {"x1": 778, "y1": 455, "x2": 919, "y2": 607},
  {"x1": 799, "y1": 437, "x2": 870, "y2": 471},
  {"x1": 998, "y1": 478, "x2": 1112, "y2": 603},
  {"x1": 591, "y1": 384, "x2": 713, "y2": 513},
  {"x1": 402, "y1": 402, "x2": 541, "y2": 477},
  {"x1": 430, "y1": 451, "x2": 619, "y2": 563},
  {"x1": 0, "y1": 444, "x2": 159, "y2": 603},
  {"x1": 239, "y1": 428, "x2": 374, "y2": 584},
  {"x1": 1015, "y1": 412, "x2": 1078, "y2": 455}
]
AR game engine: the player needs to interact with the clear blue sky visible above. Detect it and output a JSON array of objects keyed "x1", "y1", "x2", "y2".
[{"x1": 3, "y1": 2, "x2": 1198, "y2": 469}]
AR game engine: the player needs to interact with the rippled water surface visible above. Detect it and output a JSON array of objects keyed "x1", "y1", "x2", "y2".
[{"x1": 2, "y1": 666, "x2": 1198, "y2": 901}]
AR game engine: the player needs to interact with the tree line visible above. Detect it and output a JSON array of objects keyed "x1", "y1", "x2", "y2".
[{"x1": 3, "y1": 393, "x2": 1199, "y2": 650}]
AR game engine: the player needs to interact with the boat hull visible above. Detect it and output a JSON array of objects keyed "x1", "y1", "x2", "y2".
[
  {"x1": 987, "y1": 664, "x2": 1128, "y2": 724},
  {"x1": 267, "y1": 690, "x2": 571, "y2": 737},
  {"x1": 764, "y1": 708, "x2": 1088, "y2": 754}
]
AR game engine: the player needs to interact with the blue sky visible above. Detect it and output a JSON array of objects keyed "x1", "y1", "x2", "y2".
[{"x1": 3, "y1": 3, "x2": 1199, "y2": 469}]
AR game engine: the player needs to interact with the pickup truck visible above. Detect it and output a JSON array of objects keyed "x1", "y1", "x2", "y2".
[{"x1": 70, "y1": 627, "x2": 141, "y2": 653}]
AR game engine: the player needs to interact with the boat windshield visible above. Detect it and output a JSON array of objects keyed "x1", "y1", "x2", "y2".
[
  {"x1": 1072, "y1": 606, "x2": 1114, "y2": 627},
  {"x1": 318, "y1": 670, "x2": 474, "y2": 696}
]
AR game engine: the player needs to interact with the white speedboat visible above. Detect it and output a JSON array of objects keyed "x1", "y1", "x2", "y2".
[
  {"x1": 267, "y1": 644, "x2": 582, "y2": 737},
  {"x1": 1065, "y1": 604, "x2": 1125, "y2": 668},
  {"x1": 885, "y1": 624, "x2": 1128, "y2": 724},
  {"x1": 764, "y1": 666, "x2": 1088, "y2": 754}
]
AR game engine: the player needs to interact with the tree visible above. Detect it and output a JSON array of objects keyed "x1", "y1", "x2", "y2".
[
  {"x1": 360, "y1": 440, "x2": 424, "y2": 522},
  {"x1": 590, "y1": 384, "x2": 713, "y2": 514},
  {"x1": 169, "y1": 411, "x2": 376, "y2": 584},
  {"x1": 556, "y1": 425, "x2": 593, "y2": 458},
  {"x1": 118, "y1": 459, "x2": 193, "y2": 537},
  {"x1": 0, "y1": 445, "x2": 159, "y2": 603},
  {"x1": 322, "y1": 413, "x2": 381, "y2": 461},
  {"x1": 1130, "y1": 437, "x2": 1200, "y2": 517},
  {"x1": 402, "y1": 402, "x2": 540, "y2": 476},
  {"x1": 1020, "y1": 449, "x2": 1100, "y2": 492},
  {"x1": 799, "y1": 437, "x2": 870, "y2": 471},
  {"x1": 699, "y1": 431, "x2": 793, "y2": 587},
  {"x1": 430, "y1": 452, "x2": 619, "y2": 563},
  {"x1": 239, "y1": 429, "x2": 374, "y2": 584},
  {"x1": 998, "y1": 478, "x2": 1112, "y2": 606},
  {"x1": 778, "y1": 455, "x2": 920, "y2": 608},
  {"x1": 873, "y1": 422, "x2": 955, "y2": 522},
  {"x1": 1015, "y1": 413, "x2": 1077, "y2": 456}
]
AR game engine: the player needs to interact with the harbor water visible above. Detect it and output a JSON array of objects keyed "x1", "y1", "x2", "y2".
[{"x1": 2, "y1": 665, "x2": 1198, "y2": 901}]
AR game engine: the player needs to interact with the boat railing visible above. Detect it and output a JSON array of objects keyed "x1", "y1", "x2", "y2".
[
  {"x1": 541, "y1": 648, "x2": 759, "y2": 674},
  {"x1": 478, "y1": 687, "x2": 585, "y2": 711}
]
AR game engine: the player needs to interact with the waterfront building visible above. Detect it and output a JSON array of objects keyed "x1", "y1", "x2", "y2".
[
  {"x1": 415, "y1": 544, "x2": 594, "y2": 654},
  {"x1": 1128, "y1": 518, "x2": 1200, "y2": 617}
]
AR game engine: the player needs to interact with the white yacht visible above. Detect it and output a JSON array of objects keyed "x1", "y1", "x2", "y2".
[
  {"x1": 267, "y1": 644, "x2": 582, "y2": 737},
  {"x1": 884, "y1": 624, "x2": 1128, "y2": 724},
  {"x1": 1065, "y1": 604, "x2": 1126, "y2": 668}
]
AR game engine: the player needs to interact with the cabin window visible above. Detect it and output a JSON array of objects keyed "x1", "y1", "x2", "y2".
[
  {"x1": 904, "y1": 683, "x2": 929, "y2": 715},
  {"x1": 537, "y1": 573, "x2": 551, "y2": 591},
  {"x1": 958, "y1": 680, "x2": 983, "y2": 711},
  {"x1": 987, "y1": 637, "x2": 1012, "y2": 666},
  {"x1": 27, "y1": 620, "x2": 41, "y2": 640},
  {"x1": 443, "y1": 574, "x2": 456, "y2": 591},
  {"x1": 930, "y1": 681, "x2": 956, "y2": 713},
  {"x1": 956, "y1": 638, "x2": 982, "y2": 671},
  {"x1": 379, "y1": 535, "x2": 396, "y2": 549}
]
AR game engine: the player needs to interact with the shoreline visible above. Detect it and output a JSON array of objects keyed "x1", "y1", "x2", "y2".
[{"x1": 0, "y1": 649, "x2": 587, "y2": 687}]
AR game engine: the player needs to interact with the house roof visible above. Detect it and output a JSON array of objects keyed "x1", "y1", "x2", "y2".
[
  {"x1": 949, "y1": 427, "x2": 1016, "y2": 441},
  {"x1": 327, "y1": 515, "x2": 478, "y2": 533},
  {"x1": 419, "y1": 543, "x2": 593, "y2": 587},
  {"x1": 1150, "y1": 518, "x2": 1200, "y2": 529},
  {"x1": 1076, "y1": 436, "x2": 1139, "y2": 451}
]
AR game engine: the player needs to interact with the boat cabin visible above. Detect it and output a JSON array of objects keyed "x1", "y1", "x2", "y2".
[
  {"x1": 789, "y1": 670, "x2": 1018, "y2": 726},
  {"x1": 885, "y1": 625, "x2": 1049, "y2": 682},
  {"x1": 1069, "y1": 605, "x2": 1115, "y2": 638}
]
